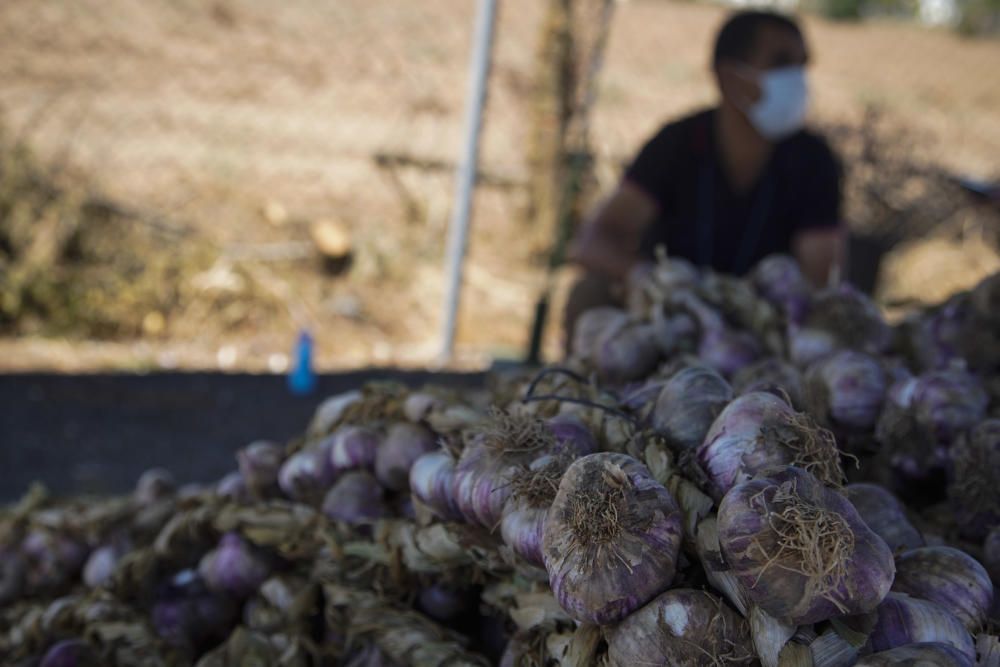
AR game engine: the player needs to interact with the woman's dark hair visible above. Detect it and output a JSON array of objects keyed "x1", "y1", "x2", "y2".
[{"x1": 712, "y1": 10, "x2": 803, "y2": 66}]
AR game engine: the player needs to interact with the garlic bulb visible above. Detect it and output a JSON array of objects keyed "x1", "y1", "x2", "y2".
[
  {"x1": 496, "y1": 415, "x2": 598, "y2": 564},
  {"x1": 732, "y1": 357, "x2": 806, "y2": 409},
  {"x1": 698, "y1": 327, "x2": 761, "y2": 378},
  {"x1": 453, "y1": 411, "x2": 595, "y2": 530},
  {"x1": 594, "y1": 318, "x2": 662, "y2": 384},
  {"x1": 845, "y1": 483, "x2": 925, "y2": 553},
  {"x1": 788, "y1": 325, "x2": 838, "y2": 369},
  {"x1": 133, "y1": 468, "x2": 176, "y2": 506},
  {"x1": 375, "y1": 422, "x2": 437, "y2": 492},
  {"x1": 571, "y1": 307, "x2": 662, "y2": 383},
  {"x1": 330, "y1": 425, "x2": 380, "y2": 473},
  {"x1": 878, "y1": 372, "x2": 989, "y2": 487},
  {"x1": 321, "y1": 471, "x2": 389, "y2": 525},
  {"x1": 806, "y1": 350, "x2": 887, "y2": 431},
  {"x1": 542, "y1": 453, "x2": 682, "y2": 625},
  {"x1": 908, "y1": 370, "x2": 989, "y2": 444},
  {"x1": 605, "y1": 588, "x2": 753, "y2": 666},
  {"x1": 236, "y1": 441, "x2": 284, "y2": 496},
  {"x1": 865, "y1": 593, "x2": 975, "y2": 662},
  {"x1": 948, "y1": 419, "x2": 1000, "y2": 541},
  {"x1": 409, "y1": 451, "x2": 461, "y2": 520},
  {"x1": 671, "y1": 289, "x2": 759, "y2": 377},
  {"x1": 650, "y1": 365, "x2": 733, "y2": 451},
  {"x1": 698, "y1": 391, "x2": 844, "y2": 501},
  {"x1": 984, "y1": 527, "x2": 1000, "y2": 586},
  {"x1": 804, "y1": 283, "x2": 891, "y2": 355},
  {"x1": 39, "y1": 639, "x2": 98, "y2": 667},
  {"x1": 571, "y1": 307, "x2": 627, "y2": 362},
  {"x1": 718, "y1": 466, "x2": 894, "y2": 625},
  {"x1": 750, "y1": 253, "x2": 811, "y2": 325},
  {"x1": 198, "y1": 533, "x2": 271, "y2": 599},
  {"x1": 855, "y1": 642, "x2": 974, "y2": 666},
  {"x1": 500, "y1": 453, "x2": 574, "y2": 568},
  {"x1": 891, "y1": 546, "x2": 994, "y2": 632},
  {"x1": 278, "y1": 445, "x2": 336, "y2": 505}
]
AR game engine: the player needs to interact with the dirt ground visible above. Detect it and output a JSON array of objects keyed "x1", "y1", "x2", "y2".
[{"x1": 0, "y1": 0, "x2": 998, "y2": 371}]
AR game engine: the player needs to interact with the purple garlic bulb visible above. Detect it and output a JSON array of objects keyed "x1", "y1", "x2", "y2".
[
  {"x1": 197, "y1": 532, "x2": 271, "y2": 599},
  {"x1": 278, "y1": 445, "x2": 336, "y2": 504},
  {"x1": 216, "y1": 471, "x2": 249, "y2": 502},
  {"x1": 375, "y1": 423, "x2": 437, "y2": 492},
  {"x1": 39, "y1": 639, "x2": 98, "y2": 667},
  {"x1": 322, "y1": 471, "x2": 389, "y2": 525},
  {"x1": 236, "y1": 440, "x2": 284, "y2": 495},
  {"x1": 134, "y1": 467, "x2": 176, "y2": 506},
  {"x1": 542, "y1": 453, "x2": 682, "y2": 625},
  {"x1": 153, "y1": 569, "x2": 240, "y2": 653},
  {"x1": 330, "y1": 425, "x2": 380, "y2": 473}
]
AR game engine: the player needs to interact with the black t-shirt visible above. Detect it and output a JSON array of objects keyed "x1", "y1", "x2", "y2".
[{"x1": 624, "y1": 108, "x2": 842, "y2": 276}]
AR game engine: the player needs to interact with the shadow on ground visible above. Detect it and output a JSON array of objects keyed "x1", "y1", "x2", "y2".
[{"x1": 0, "y1": 370, "x2": 485, "y2": 502}]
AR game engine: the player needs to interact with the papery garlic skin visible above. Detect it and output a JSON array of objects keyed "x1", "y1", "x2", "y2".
[{"x1": 542, "y1": 453, "x2": 682, "y2": 625}]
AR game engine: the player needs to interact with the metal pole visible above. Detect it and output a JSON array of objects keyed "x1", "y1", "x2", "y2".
[{"x1": 439, "y1": 0, "x2": 498, "y2": 364}]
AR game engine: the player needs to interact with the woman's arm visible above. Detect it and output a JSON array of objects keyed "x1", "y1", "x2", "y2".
[
  {"x1": 568, "y1": 180, "x2": 659, "y2": 282},
  {"x1": 792, "y1": 224, "x2": 845, "y2": 287}
]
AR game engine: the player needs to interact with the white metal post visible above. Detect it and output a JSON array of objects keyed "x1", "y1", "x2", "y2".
[{"x1": 438, "y1": 0, "x2": 498, "y2": 364}]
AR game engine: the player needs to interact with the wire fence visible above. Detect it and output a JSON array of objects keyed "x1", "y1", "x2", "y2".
[{"x1": 0, "y1": 0, "x2": 998, "y2": 367}]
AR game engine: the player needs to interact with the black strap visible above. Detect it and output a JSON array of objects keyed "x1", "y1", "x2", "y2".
[{"x1": 698, "y1": 155, "x2": 775, "y2": 274}]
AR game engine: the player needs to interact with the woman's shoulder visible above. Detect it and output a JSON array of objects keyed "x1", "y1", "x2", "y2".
[
  {"x1": 644, "y1": 108, "x2": 716, "y2": 154},
  {"x1": 784, "y1": 126, "x2": 840, "y2": 163}
]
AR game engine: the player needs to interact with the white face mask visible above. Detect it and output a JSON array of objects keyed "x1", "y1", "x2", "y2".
[{"x1": 738, "y1": 65, "x2": 809, "y2": 141}]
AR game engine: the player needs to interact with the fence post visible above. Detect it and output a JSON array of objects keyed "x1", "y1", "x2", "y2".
[{"x1": 438, "y1": 0, "x2": 499, "y2": 364}]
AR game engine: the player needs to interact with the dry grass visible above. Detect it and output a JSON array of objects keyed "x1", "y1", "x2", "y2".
[{"x1": 0, "y1": 0, "x2": 997, "y2": 370}]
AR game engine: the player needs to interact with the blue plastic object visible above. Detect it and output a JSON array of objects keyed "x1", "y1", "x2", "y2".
[{"x1": 288, "y1": 330, "x2": 317, "y2": 395}]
